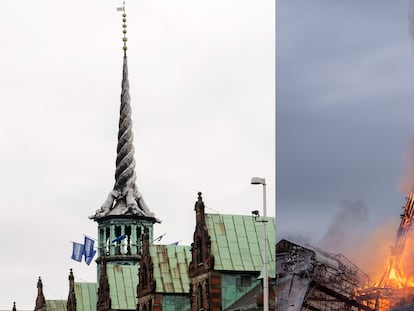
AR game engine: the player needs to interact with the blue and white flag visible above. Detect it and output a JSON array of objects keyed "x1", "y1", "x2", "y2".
[
  {"x1": 112, "y1": 234, "x2": 127, "y2": 243},
  {"x1": 71, "y1": 242, "x2": 85, "y2": 262},
  {"x1": 85, "y1": 249, "x2": 97, "y2": 265},
  {"x1": 84, "y1": 236, "x2": 96, "y2": 264},
  {"x1": 84, "y1": 236, "x2": 95, "y2": 258}
]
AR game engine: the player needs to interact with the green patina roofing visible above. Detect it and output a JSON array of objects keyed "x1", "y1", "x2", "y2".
[
  {"x1": 74, "y1": 282, "x2": 97, "y2": 311},
  {"x1": 68, "y1": 214, "x2": 273, "y2": 310},
  {"x1": 205, "y1": 214, "x2": 275, "y2": 273},
  {"x1": 72, "y1": 246, "x2": 190, "y2": 310},
  {"x1": 151, "y1": 245, "x2": 191, "y2": 294},
  {"x1": 107, "y1": 264, "x2": 138, "y2": 310},
  {"x1": 45, "y1": 300, "x2": 67, "y2": 311}
]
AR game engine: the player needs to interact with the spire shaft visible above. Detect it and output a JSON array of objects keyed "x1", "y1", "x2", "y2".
[
  {"x1": 114, "y1": 55, "x2": 135, "y2": 190},
  {"x1": 115, "y1": 0, "x2": 133, "y2": 191}
]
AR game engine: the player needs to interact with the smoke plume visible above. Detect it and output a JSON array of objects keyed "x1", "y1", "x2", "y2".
[
  {"x1": 317, "y1": 198, "x2": 368, "y2": 253},
  {"x1": 317, "y1": 199, "x2": 398, "y2": 280}
]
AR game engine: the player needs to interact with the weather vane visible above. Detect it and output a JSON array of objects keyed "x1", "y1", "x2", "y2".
[{"x1": 117, "y1": 1, "x2": 127, "y2": 53}]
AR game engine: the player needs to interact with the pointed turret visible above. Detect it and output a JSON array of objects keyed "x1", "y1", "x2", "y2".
[
  {"x1": 137, "y1": 227, "x2": 156, "y2": 298},
  {"x1": 189, "y1": 192, "x2": 214, "y2": 277},
  {"x1": 97, "y1": 260, "x2": 111, "y2": 311},
  {"x1": 34, "y1": 277, "x2": 46, "y2": 311},
  {"x1": 189, "y1": 192, "x2": 217, "y2": 311},
  {"x1": 67, "y1": 269, "x2": 76, "y2": 311}
]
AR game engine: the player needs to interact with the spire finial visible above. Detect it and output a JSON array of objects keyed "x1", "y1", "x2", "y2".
[{"x1": 119, "y1": 0, "x2": 127, "y2": 54}]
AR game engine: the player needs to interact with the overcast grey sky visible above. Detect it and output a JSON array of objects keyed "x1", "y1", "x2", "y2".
[
  {"x1": 277, "y1": 0, "x2": 414, "y2": 277},
  {"x1": 0, "y1": 0, "x2": 274, "y2": 308}
]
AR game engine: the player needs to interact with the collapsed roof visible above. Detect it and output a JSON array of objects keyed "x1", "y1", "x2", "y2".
[{"x1": 276, "y1": 239, "x2": 375, "y2": 311}]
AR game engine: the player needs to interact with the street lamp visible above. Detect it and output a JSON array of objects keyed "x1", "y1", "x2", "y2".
[{"x1": 251, "y1": 177, "x2": 268, "y2": 311}]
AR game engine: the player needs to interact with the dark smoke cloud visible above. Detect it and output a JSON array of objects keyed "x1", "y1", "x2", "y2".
[
  {"x1": 317, "y1": 199, "x2": 368, "y2": 254},
  {"x1": 316, "y1": 200, "x2": 399, "y2": 280}
]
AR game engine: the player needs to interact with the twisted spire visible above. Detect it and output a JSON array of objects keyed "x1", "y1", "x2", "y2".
[
  {"x1": 90, "y1": 2, "x2": 159, "y2": 222},
  {"x1": 115, "y1": 54, "x2": 135, "y2": 190}
]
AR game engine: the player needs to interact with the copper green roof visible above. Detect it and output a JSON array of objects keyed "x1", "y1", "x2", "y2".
[
  {"x1": 151, "y1": 245, "x2": 191, "y2": 293},
  {"x1": 45, "y1": 300, "x2": 66, "y2": 311},
  {"x1": 205, "y1": 214, "x2": 275, "y2": 273},
  {"x1": 74, "y1": 282, "x2": 97, "y2": 311},
  {"x1": 107, "y1": 264, "x2": 138, "y2": 310}
]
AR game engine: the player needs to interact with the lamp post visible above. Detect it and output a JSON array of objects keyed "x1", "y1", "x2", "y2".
[{"x1": 251, "y1": 177, "x2": 268, "y2": 311}]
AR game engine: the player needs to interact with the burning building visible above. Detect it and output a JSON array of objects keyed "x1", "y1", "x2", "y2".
[
  {"x1": 375, "y1": 192, "x2": 414, "y2": 309},
  {"x1": 275, "y1": 239, "x2": 375, "y2": 311},
  {"x1": 276, "y1": 193, "x2": 414, "y2": 311}
]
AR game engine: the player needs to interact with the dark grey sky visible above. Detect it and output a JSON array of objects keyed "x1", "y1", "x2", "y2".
[{"x1": 277, "y1": 0, "x2": 414, "y2": 252}]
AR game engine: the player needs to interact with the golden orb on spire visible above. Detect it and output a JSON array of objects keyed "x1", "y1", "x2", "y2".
[{"x1": 118, "y1": 0, "x2": 128, "y2": 52}]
